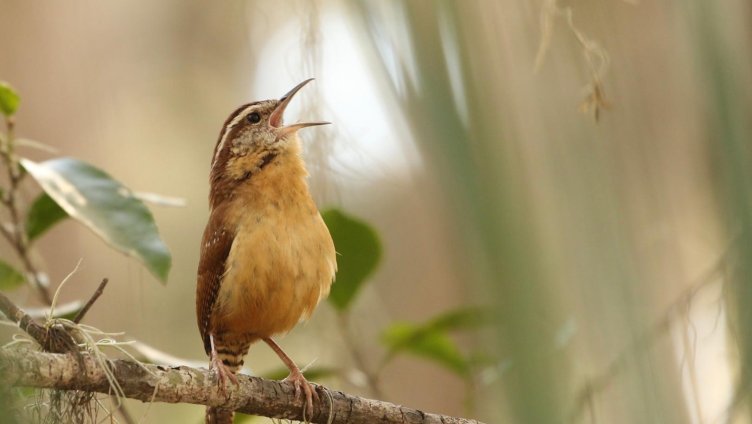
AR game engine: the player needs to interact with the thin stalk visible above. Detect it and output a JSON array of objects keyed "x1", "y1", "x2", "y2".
[
  {"x1": 337, "y1": 312, "x2": 385, "y2": 400},
  {"x1": 0, "y1": 116, "x2": 52, "y2": 305}
]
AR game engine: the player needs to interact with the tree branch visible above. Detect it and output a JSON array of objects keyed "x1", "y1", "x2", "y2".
[
  {"x1": 0, "y1": 261, "x2": 482, "y2": 423},
  {"x1": 0, "y1": 347, "x2": 484, "y2": 424},
  {"x1": 0, "y1": 291, "x2": 77, "y2": 354}
]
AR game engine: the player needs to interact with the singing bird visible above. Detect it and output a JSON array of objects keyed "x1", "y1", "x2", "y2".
[{"x1": 196, "y1": 79, "x2": 336, "y2": 423}]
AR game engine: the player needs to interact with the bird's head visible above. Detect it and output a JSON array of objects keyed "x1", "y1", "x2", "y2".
[{"x1": 209, "y1": 79, "x2": 328, "y2": 199}]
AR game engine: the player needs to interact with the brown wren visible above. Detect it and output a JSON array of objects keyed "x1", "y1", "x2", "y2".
[{"x1": 196, "y1": 79, "x2": 336, "y2": 423}]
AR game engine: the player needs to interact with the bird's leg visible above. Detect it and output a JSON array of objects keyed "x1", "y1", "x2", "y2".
[
  {"x1": 209, "y1": 333, "x2": 239, "y2": 394},
  {"x1": 263, "y1": 337, "x2": 318, "y2": 418}
]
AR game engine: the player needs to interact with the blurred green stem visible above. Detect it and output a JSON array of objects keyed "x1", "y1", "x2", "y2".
[
  {"x1": 683, "y1": 0, "x2": 752, "y2": 419},
  {"x1": 0, "y1": 116, "x2": 51, "y2": 305},
  {"x1": 337, "y1": 312, "x2": 385, "y2": 399},
  {"x1": 352, "y1": 1, "x2": 571, "y2": 420}
]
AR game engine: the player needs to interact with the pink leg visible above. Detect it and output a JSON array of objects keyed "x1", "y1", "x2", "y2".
[{"x1": 263, "y1": 337, "x2": 318, "y2": 419}]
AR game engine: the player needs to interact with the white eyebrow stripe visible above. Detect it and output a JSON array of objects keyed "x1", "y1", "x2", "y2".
[{"x1": 212, "y1": 104, "x2": 257, "y2": 166}]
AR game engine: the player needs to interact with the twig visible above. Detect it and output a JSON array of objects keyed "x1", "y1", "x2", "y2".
[
  {"x1": 0, "y1": 115, "x2": 52, "y2": 305},
  {"x1": 0, "y1": 347, "x2": 484, "y2": 424},
  {"x1": 0, "y1": 291, "x2": 76, "y2": 354},
  {"x1": 74, "y1": 278, "x2": 109, "y2": 324},
  {"x1": 336, "y1": 312, "x2": 385, "y2": 399},
  {"x1": 0, "y1": 290, "x2": 48, "y2": 346}
]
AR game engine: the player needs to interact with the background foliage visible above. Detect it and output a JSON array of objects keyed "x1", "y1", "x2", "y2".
[{"x1": 1, "y1": 1, "x2": 751, "y2": 423}]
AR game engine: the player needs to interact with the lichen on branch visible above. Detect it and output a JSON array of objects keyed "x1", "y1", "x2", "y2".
[{"x1": 0, "y1": 347, "x2": 483, "y2": 424}]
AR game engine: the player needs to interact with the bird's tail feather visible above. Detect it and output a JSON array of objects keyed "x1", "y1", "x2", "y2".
[{"x1": 205, "y1": 337, "x2": 252, "y2": 424}]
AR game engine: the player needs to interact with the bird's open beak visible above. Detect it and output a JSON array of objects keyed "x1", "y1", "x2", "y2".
[{"x1": 270, "y1": 78, "x2": 329, "y2": 140}]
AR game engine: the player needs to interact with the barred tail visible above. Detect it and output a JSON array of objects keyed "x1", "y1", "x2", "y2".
[
  {"x1": 205, "y1": 337, "x2": 252, "y2": 424},
  {"x1": 216, "y1": 346, "x2": 248, "y2": 374}
]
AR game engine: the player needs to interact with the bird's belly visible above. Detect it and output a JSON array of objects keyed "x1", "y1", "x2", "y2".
[{"x1": 214, "y1": 212, "x2": 335, "y2": 338}]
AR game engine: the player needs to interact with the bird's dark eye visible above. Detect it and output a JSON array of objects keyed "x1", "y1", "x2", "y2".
[{"x1": 247, "y1": 112, "x2": 261, "y2": 124}]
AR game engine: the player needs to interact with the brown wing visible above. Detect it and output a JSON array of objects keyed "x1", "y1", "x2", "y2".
[{"x1": 196, "y1": 208, "x2": 234, "y2": 355}]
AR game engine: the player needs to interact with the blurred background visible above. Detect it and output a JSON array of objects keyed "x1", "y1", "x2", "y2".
[{"x1": 1, "y1": 0, "x2": 751, "y2": 423}]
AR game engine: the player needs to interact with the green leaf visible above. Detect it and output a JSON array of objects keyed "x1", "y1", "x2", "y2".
[
  {"x1": 26, "y1": 192, "x2": 69, "y2": 242},
  {"x1": 0, "y1": 81, "x2": 20, "y2": 116},
  {"x1": 382, "y1": 321, "x2": 469, "y2": 376},
  {"x1": 21, "y1": 157, "x2": 171, "y2": 282},
  {"x1": 322, "y1": 208, "x2": 381, "y2": 310},
  {"x1": 0, "y1": 260, "x2": 25, "y2": 290},
  {"x1": 380, "y1": 307, "x2": 486, "y2": 376}
]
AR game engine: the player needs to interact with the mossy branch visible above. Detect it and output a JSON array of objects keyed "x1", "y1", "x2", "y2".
[
  {"x1": 0, "y1": 291, "x2": 483, "y2": 424},
  {"x1": 0, "y1": 347, "x2": 483, "y2": 424}
]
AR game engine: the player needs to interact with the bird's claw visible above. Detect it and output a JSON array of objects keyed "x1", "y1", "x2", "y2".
[
  {"x1": 210, "y1": 354, "x2": 238, "y2": 396},
  {"x1": 284, "y1": 369, "x2": 318, "y2": 419}
]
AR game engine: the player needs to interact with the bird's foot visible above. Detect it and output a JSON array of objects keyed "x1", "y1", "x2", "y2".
[
  {"x1": 210, "y1": 352, "x2": 239, "y2": 395},
  {"x1": 283, "y1": 368, "x2": 318, "y2": 419},
  {"x1": 263, "y1": 337, "x2": 318, "y2": 420}
]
